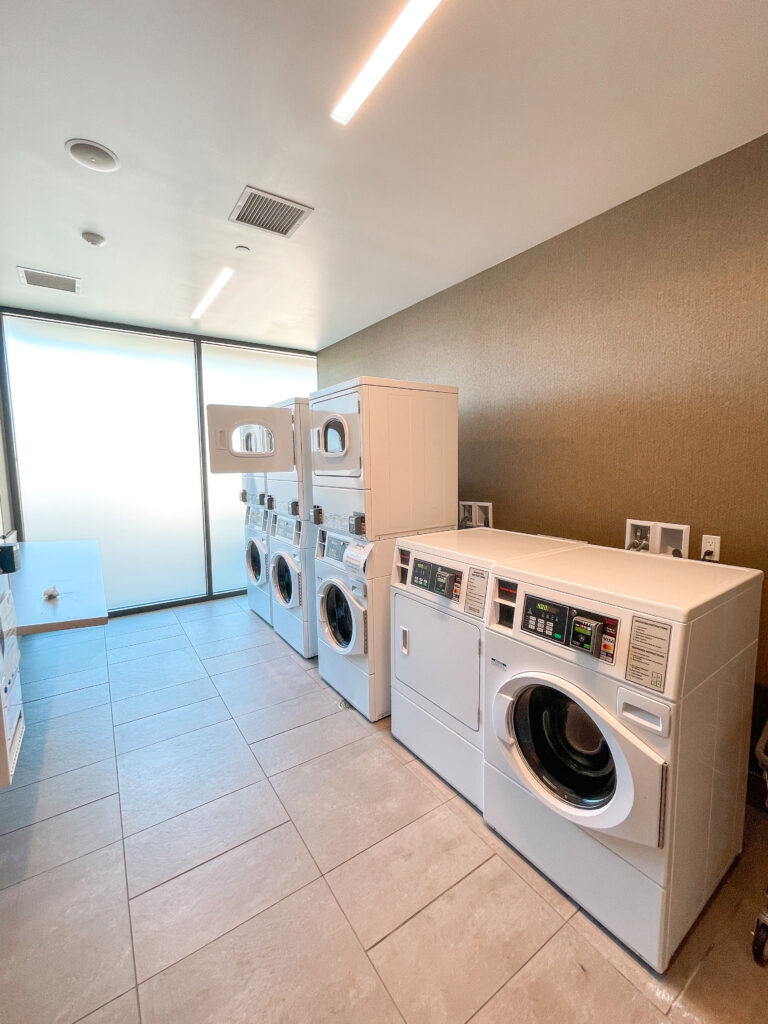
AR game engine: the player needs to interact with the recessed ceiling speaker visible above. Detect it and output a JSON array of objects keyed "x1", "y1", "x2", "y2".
[
  {"x1": 81, "y1": 231, "x2": 106, "y2": 247},
  {"x1": 65, "y1": 139, "x2": 120, "y2": 172}
]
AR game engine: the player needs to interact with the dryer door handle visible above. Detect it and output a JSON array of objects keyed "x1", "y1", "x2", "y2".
[{"x1": 400, "y1": 626, "x2": 409, "y2": 655}]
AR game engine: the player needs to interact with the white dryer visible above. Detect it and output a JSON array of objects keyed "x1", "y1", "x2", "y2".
[
  {"x1": 390, "y1": 529, "x2": 586, "y2": 808},
  {"x1": 269, "y1": 514, "x2": 317, "y2": 659},
  {"x1": 309, "y1": 377, "x2": 458, "y2": 541},
  {"x1": 482, "y1": 545, "x2": 762, "y2": 971},
  {"x1": 314, "y1": 531, "x2": 393, "y2": 721},
  {"x1": 244, "y1": 506, "x2": 272, "y2": 625}
]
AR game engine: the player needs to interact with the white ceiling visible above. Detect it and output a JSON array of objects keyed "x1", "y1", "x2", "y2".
[{"x1": 1, "y1": 1, "x2": 767, "y2": 352}]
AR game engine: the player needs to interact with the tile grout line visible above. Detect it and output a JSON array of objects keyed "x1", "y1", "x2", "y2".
[
  {"x1": 69, "y1": 986, "x2": 139, "y2": 1024},
  {"x1": 464, "y1": 917, "x2": 571, "y2": 1022},
  {"x1": 113, "y1": 698, "x2": 232, "y2": 756},
  {"x1": 107, "y1": 657, "x2": 145, "y2": 1024}
]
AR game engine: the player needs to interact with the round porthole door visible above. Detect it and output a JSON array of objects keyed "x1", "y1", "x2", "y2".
[
  {"x1": 271, "y1": 553, "x2": 300, "y2": 609},
  {"x1": 491, "y1": 672, "x2": 667, "y2": 846},
  {"x1": 317, "y1": 579, "x2": 366, "y2": 656},
  {"x1": 246, "y1": 538, "x2": 267, "y2": 586},
  {"x1": 511, "y1": 684, "x2": 616, "y2": 809}
]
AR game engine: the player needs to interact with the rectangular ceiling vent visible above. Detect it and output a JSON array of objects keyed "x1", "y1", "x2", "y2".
[
  {"x1": 17, "y1": 267, "x2": 81, "y2": 294},
  {"x1": 228, "y1": 186, "x2": 313, "y2": 238}
]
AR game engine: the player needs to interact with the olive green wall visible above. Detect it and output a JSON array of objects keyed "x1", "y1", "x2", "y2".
[{"x1": 318, "y1": 134, "x2": 768, "y2": 748}]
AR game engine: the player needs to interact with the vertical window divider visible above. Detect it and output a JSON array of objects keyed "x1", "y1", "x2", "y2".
[
  {"x1": 0, "y1": 314, "x2": 25, "y2": 538},
  {"x1": 194, "y1": 338, "x2": 215, "y2": 600}
]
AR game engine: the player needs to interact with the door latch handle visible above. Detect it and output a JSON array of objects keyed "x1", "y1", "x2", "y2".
[{"x1": 400, "y1": 626, "x2": 409, "y2": 655}]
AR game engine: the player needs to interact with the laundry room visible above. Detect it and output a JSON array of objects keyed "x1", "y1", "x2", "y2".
[{"x1": 0, "y1": 3, "x2": 767, "y2": 1023}]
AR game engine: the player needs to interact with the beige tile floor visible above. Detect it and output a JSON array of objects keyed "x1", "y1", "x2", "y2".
[{"x1": 0, "y1": 595, "x2": 766, "y2": 1023}]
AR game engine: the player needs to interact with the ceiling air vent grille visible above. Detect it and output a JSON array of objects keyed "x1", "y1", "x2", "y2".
[
  {"x1": 17, "y1": 267, "x2": 81, "y2": 293},
  {"x1": 229, "y1": 187, "x2": 313, "y2": 238}
]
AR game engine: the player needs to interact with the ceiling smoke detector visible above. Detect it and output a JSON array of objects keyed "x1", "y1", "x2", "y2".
[
  {"x1": 65, "y1": 139, "x2": 120, "y2": 172},
  {"x1": 229, "y1": 186, "x2": 313, "y2": 238},
  {"x1": 82, "y1": 231, "x2": 106, "y2": 247},
  {"x1": 17, "y1": 267, "x2": 82, "y2": 293}
]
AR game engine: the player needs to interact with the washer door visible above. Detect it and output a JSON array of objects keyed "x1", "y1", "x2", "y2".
[
  {"x1": 317, "y1": 578, "x2": 366, "y2": 656},
  {"x1": 493, "y1": 672, "x2": 667, "y2": 847},
  {"x1": 271, "y1": 552, "x2": 301, "y2": 609},
  {"x1": 246, "y1": 537, "x2": 268, "y2": 587}
]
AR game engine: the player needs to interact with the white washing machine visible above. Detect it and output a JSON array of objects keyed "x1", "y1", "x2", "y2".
[
  {"x1": 315, "y1": 531, "x2": 394, "y2": 721},
  {"x1": 244, "y1": 506, "x2": 272, "y2": 625},
  {"x1": 269, "y1": 514, "x2": 318, "y2": 658},
  {"x1": 0, "y1": 582, "x2": 23, "y2": 789},
  {"x1": 482, "y1": 544, "x2": 762, "y2": 971},
  {"x1": 309, "y1": 377, "x2": 458, "y2": 542},
  {"x1": 390, "y1": 529, "x2": 587, "y2": 808}
]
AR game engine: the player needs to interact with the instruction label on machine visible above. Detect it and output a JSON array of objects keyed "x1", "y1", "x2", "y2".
[
  {"x1": 464, "y1": 567, "x2": 489, "y2": 618},
  {"x1": 625, "y1": 617, "x2": 671, "y2": 692}
]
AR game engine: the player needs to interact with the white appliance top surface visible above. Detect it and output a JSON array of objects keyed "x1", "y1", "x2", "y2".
[
  {"x1": 274, "y1": 397, "x2": 310, "y2": 408},
  {"x1": 398, "y1": 529, "x2": 585, "y2": 568},
  {"x1": 310, "y1": 376, "x2": 458, "y2": 400},
  {"x1": 500, "y1": 544, "x2": 763, "y2": 619}
]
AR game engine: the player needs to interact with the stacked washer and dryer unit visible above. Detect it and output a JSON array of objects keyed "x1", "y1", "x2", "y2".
[
  {"x1": 311, "y1": 377, "x2": 458, "y2": 721},
  {"x1": 390, "y1": 535, "x2": 762, "y2": 972},
  {"x1": 208, "y1": 397, "x2": 318, "y2": 657}
]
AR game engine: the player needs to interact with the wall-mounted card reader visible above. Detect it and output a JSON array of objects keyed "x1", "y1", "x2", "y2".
[{"x1": 0, "y1": 543, "x2": 20, "y2": 575}]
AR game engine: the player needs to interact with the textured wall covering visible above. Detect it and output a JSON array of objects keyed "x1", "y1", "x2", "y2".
[{"x1": 318, "y1": 135, "x2": 768, "y2": 733}]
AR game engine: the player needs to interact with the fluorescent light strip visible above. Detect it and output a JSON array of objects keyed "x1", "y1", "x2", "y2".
[
  {"x1": 191, "y1": 267, "x2": 234, "y2": 320},
  {"x1": 331, "y1": 0, "x2": 444, "y2": 125}
]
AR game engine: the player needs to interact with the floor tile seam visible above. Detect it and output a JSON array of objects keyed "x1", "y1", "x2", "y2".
[
  {"x1": 134, "y1": 871, "x2": 324, "y2": 989},
  {"x1": 21, "y1": 656, "x2": 109, "y2": 686},
  {"x1": 443, "y1": 797, "x2": 577, "y2": 920},
  {"x1": 313, "y1": 800, "x2": 458, "y2": 877},
  {"x1": 242, "y1": 704, "x2": 343, "y2": 745},
  {"x1": 21, "y1": 675, "x2": 112, "y2": 702},
  {"x1": 120, "y1": 776, "x2": 273, "y2": 840},
  {"x1": 0, "y1": 827, "x2": 126, "y2": 896},
  {"x1": 265, "y1": 729, "x2": 405, "y2": 784},
  {"x1": 319, "y1": 877, "x2": 408, "y2": 1024},
  {"x1": 464, "y1": 917, "x2": 571, "y2": 1022},
  {"x1": 105, "y1": 627, "x2": 187, "y2": 650},
  {"x1": 254, "y1": 721, "x2": 380, "y2": 779},
  {"x1": 211, "y1": 674, "x2": 324, "y2": 719},
  {"x1": 70, "y1": 987, "x2": 139, "y2": 1024},
  {"x1": 106, "y1": 641, "x2": 194, "y2": 668},
  {"x1": 7, "y1": 753, "x2": 117, "y2": 793},
  {"x1": 202, "y1": 650, "x2": 313, "y2": 680},
  {"x1": 109, "y1": 694, "x2": 144, "y2": 1023},
  {"x1": 21, "y1": 692, "x2": 112, "y2": 724},
  {"x1": 113, "y1": 700, "x2": 233, "y2": 756},
  {"x1": 189, "y1": 630, "x2": 276, "y2": 653},
  {"x1": 126, "y1": 816, "x2": 292, "y2": 901},
  {"x1": 0, "y1": 787, "x2": 120, "y2": 838},
  {"x1": 363, "y1": 850, "x2": 498, "y2": 956},
  {"x1": 110, "y1": 674, "x2": 212, "y2": 708},
  {"x1": 111, "y1": 689, "x2": 219, "y2": 728}
]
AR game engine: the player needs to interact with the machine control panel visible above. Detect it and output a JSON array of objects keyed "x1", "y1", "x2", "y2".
[
  {"x1": 410, "y1": 558, "x2": 463, "y2": 602},
  {"x1": 325, "y1": 535, "x2": 350, "y2": 563},
  {"x1": 522, "y1": 593, "x2": 619, "y2": 663},
  {"x1": 273, "y1": 516, "x2": 298, "y2": 542}
]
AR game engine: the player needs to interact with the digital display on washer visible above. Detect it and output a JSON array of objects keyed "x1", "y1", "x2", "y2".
[
  {"x1": 410, "y1": 558, "x2": 462, "y2": 601},
  {"x1": 522, "y1": 595, "x2": 569, "y2": 643},
  {"x1": 325, "y1": 535, "x2": 349, "y2": 562}
]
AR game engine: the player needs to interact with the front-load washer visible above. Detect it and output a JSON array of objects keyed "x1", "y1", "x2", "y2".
[
  {"x1": 390, "y1": 529, "x2": 587, "y2": 808},
  {"x1": 309, "y1": 377, "x2": 458, "y2": 542},
  {"x1": 482, "y1": 544, "x2": 762, "y2": 971},
  {"x1": 315, "y1": 531, "x2": 394, "y2": 721},
  {"x1": 244, "y1": 506, "x2": 272, "y2": 625},
  {"x1": 269, "y1": 514, "x2": 317, "y2": 659}
]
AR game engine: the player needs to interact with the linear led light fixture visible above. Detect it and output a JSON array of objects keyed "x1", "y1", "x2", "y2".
[
  {"x1": 191, "y1": 267, "x2": 234, "y2": 320},
  {"x1": 331, "y1": 0, "x2": 444, "y2": 125}
]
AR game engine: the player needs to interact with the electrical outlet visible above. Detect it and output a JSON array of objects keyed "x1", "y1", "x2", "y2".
[{"x1": 701, "y1": 535, "x2": 721, "y2": 562}]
